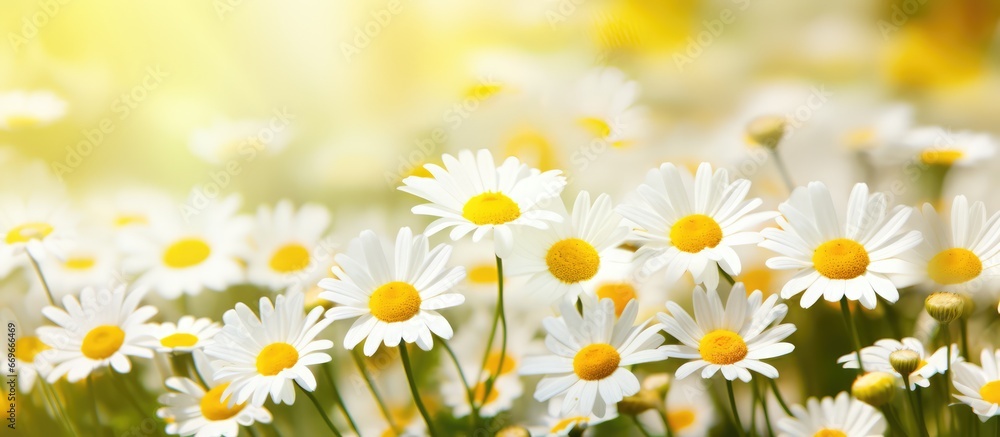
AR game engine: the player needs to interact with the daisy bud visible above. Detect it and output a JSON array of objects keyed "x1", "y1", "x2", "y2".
[
  {"x1": 618, "y1": 390, "x2": 660, "y2": 416},
  {"x1": 889, "y1": 349, "x2": 921, "y2": 376},
  {"x1": 496, "y1": 426, "x2": 531, "y2": 437},
  {"x1": 746, "y1": 115, "x2": 787, "y2": 149},
  {"x1": 925, "y1": 292, "x2": 964, "y2": 324},
  {"x1": 852, "y1": 372, "x2": 896, "y2": 407},
  {"x1": 641, "y1": 373, "x2": 672, "y2": 397}
]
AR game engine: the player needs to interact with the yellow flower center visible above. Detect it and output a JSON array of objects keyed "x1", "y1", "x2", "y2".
[
  {"x1": 269, "y1": 243, "x2": 311, "y2": 273},
  {"x1": 15, "y1": 336, "x2": 49, "y2": 363},
  {"x1": 472, "y1": 381, "x2": 501, "y2": 405},
  {"x1": 927, "y1": 248, "x2": 982, "y2": 285},
  {"x1": 572, "y1": 343, "x2": 621, "y2": 381},
  {"x1": 466, "y1": 83, "x2": 504, "y2": 100},
  {"x1": 813, "y1": 430, "x2": 847, "y2": 437},
  {"x1": 670, "y1": 214, "x2": 723, "y2": 253},
  {"x1": 595, "y1": 282, "x2": 637, "y2": 317},
  {"x1": 467, "y1": 264, "x2": 499, "y2": 285},
  {"x1": 699, "y1": 330, "x2": 748, "y2": 365},
  {"x1": 739, "y1": 267, "x2": 773, "y2": 296},
  {"x1": 81, "y1": 325, "x2": 126, "y2": 360},
  {"x1": 5, "y1": 222, "x2": 53, "y2": 244},
  {"x1": 5, "y1": 115, "x2": 40, "y2": 129},
  {"x1": 64, "y1": 257, "x2": 96, "y2": 270},
  {"x1": 980, "y1": 380, "x2": 1000, "y2": 405},
  {"x1": 369, "y1": 281, "x2": 422, "y2": 323},
  {"x1": 844, "y1": 128, "x2": 876, "y2": 150},
  {"x1": 484, "y1": 349, "x2": 517, "y2": 376},
  {"x1": 920, "y1": 149, "x2": 964, "y2": 166},
  {"x1": 546, "y1": 238, "x2": 601, "y2": 284},
  {"x1": 255, "y1": 342, "x2": 299, "y2": 376},
  {"x1": 504, "y1": 127, "x2": 558, "y2": 171},
  {"x1": 462, "y1": 192, "x2": 521, "y2": 226},
  {"x1": 163, "y1": 238, "x2": 211, "y2": 268},
  {"x1": 160, "y1": 333, "x2": 199, "y2": 349},
  {"x1": 200, "y1": 383, "x2": 245, "y2": 421},
  {"x1": 550, "y1": 416, "x2": 588, "y2": 433},
  {"x1": 667, "y1": 409, "x2": 696, "y2": 431},
  {"x1": 404, "y1": 163, "x2": 433, "y2": 179},
  {"x1": 113, "y1": 214, "x2": 148, "y2": 227},
  {"x1": 812, "y1": 238, "x2": 870, "y2": 280},
  {"x1": 578, "y1": 117, "x2": 612, "y2": 139}
]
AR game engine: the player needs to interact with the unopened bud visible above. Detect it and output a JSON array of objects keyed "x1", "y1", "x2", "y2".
[
  {"x1": 746, "y1": 115, "x2": 787, "y2": 149},
  {"x1": 925, "y1": 292, "x2": 964, "y2": 324},
  {"x1": 889, "y1": 349, "x2": 921, "y2": 376},
  {"x1": 618, "y1": 390, "x2": 660, "y2": 416},
  {"x1": 852, "y1": 372, "x2": 896, "y2": 407}
]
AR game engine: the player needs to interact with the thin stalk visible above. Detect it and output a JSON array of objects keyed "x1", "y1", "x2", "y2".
[
  {"x1": 322, "y1": 362, "x2": 361, "y2": 436},
  {"x1": 757, "y1": 380, "x2": 775, "y2": 437},
  {"x1": 943, "y1": 324, "x2": 955, "y2": 435},
  {"x1": 903, "y1": 374, "x2": 930, "y2": 437},
  {"x1": 768, "y1": 379, "x2": 793, "y2": 416},
  {"x1": 399, "y1": 345, "x2": 438, "y2": 437},
  {"x1": 631, "y1": 416, "x2": 653, "y2": 437},
  {"x1": 882, "y1": 405, "x2": 909, "y2": 437},
  {"x1": 440, "y1": 340, "x2": 476, "y2": 415},
  {"x1": 27, "y1": 252, "x2": 56, "y2": 306},
  {"x1": 769, "y1": 149, "x2": 796, "y2": 193},
  {"x1": 246, "y1": 425, "x2": 261, "y2": 437},
  {"x1": 110, "y1": 371, "x2": 148, "y2": 418},
  {"x1": 87, "y1": 374, "x2": 103, "y2": 435},
  {"x1": 719, "y1": 265, "x2": 736, "y2": 286},
  {"x1": 839, "y1": 298, "x2": 865, "y2": 374},
  {"x1": 726, "y1": 379, "x2": 747, "y2": 437},
  {"x1": 479, "y1": 256, "x2": 508, "y2": 407},
  {"x1": 658, "y1": 401, "x2": 674, "y2": 437},
  {"x1": 40, "y1": 380, "x2": 78, "y2": 436},
  {"x1": 298, "y1": 382, "x2": 343, "y2": 437},
  {"x1": 959, "y1": 319, "x2": 970, "y2": 360},
  {"x1": 351, "y1": 348, "x2": 399, "y2": 433}
]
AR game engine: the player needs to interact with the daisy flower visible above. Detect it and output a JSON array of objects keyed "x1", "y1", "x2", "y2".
[
  {"x1": 9, "y1": 334, "x2": 50, "y2": 394},
  {"x1": 657, "y1": 283, "x2": 795, "y2": 382},
  {"x1": 638, "y1": 377, "x2": 716, "y2": 437},
  {"x1": 0, "y1": 194, "x2": 77, "y2": 275},
  {"x1": 40, "y1": 232, "x2": 120, "y2": 297},
  {"x1": 189, "y1": 118, "x2": 292, "y2": 165},
  {"x1": 205, "y1": 292, "x2": 333, "y2": 407},
  {"x1": 158, "y1": 350, "x2": 272, "y2": 437},
  {"x1": 37, "y1": 286, "x2": 157, "y2": 383},
  {"x1": 520, "y1": 297, "x2": 669, "y2": 416},
  {"x1": 760, "y1": 182, "x2": 922, "y2": 309},
  {"x1": 910, "y1": 196, "x2": 1000, "y2": 291},
  {"x1": 616, "y1": 162, "x2": 778, "y2": 290},
  {"x1": 143, "y1": 316, "x2": 221, "y2": 353},
  {"x1": 247, "y1": 200, "x2": 333, "y2": 292},
  {"x1": 579, "y1": 248, "x2": 679, "y2": 320},
  {"x1": 953, "y1": 348, "x2": 1000, "y2": 421},
  {"x1": 506, "y1": 191, "x2": 630, "y2": 303},
  {"x1": 320, "y1": 227, "x2": 466, "y2": 356},
  {"x1": 777, "y1": 392, "x2": 886, "y2": 437},
  {"x1": 530, "y1": 396, "x2": 618, "y2": 436},
  {"x1": 86, "y1": 187, "x2": 175, "y2": 231},
  {"x1": 122, "y1": 194, "x2": 252, "y2": 298},
  {"x1": 0, "y1": 90, "x2": 67, "y2": 130},
  {"x1": 897, "y1": 126, "x2": 996, "y2": 167},
  {"x1": 571, "y1": 67, "x2": 648, "y2": 149},
  {"x1": 836, "y1": 337, "x2": 960, "y2": 389},
  {"x1": 398, "y1": 149, "x2": 566, "y2": 256},
  {"x1": 443, "y1": 374, "x2": 523, "y2": 418}
]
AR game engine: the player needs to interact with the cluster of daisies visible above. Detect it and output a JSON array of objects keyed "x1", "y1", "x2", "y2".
[{"x1": 7, "y1": 131, "x2": 1000, "y2": 437}]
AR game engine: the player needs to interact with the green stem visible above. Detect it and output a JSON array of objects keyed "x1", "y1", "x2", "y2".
[
  {"x1": 839, "y1": 298, "x2": 865, "y2": 374},
  {"x1": 768, "y1": 379, "x2": 793, "y2": 416},
  {"x1": 882, "y1": 405, "x2": 909, "y2": 437},
  {"x1": 769, "y1": 149, "x2": 796, "y2": 193},
  {"x1": 479, "y1": 256, "x2": 507, "y2": 408},
  {"x1": 726, "y1": 379, "x2": 747, "y2": 437},
  {"x1": 246, "y1": 425, "x2": 261, "y2": 437},
  {"x1": 40, "y1": 380, "x2": 78, "y2": 436},
  {"x1": 110, "y1": 372, "x2": 148, "y2": 418},
  {"x1": 323, "y1": 362, "x2": 361, "y2": 436},
  {"x1": 440, "y1": 340, "x2": 476, "y2": 419},
  {"x1": 903, "y1": 374, "x2": 930, "y2": 437},
  {"x1": 960, "y1": 319, "x2": 970, "y2": 360},
  {"x1": 297, "y1": 382, "x2": 343, "y2": 437},
  {"x1": 719, "y1": 265, "x2": 736, "y2": 286},
  {"x1": 86, "y1": 374, "x2": 103, "y2": 435},
  {"x1": 631, "y1": 416, "x2": 653, "y2": 437},
  {"x1": 27, "y1": 252, "x2": 57, "y2": 306},
  {"x1": 658, "y1": 401, "x2": 674, "y2": 437},
  {"x1": 943, "y1": 323, "x2": 955, "y2": 435},
  {"x1": 472, "y1": 255, "x2": 507, "y2": 424},
  {"x1": 351, "y1": 348, "x2": 399, "y2": 433},
  {"x1": 757, "y1": 380, "x2": 775, "y2": 437},
  {"x1": 400, "y1": 345, "x2": 438, "y2": 437}
]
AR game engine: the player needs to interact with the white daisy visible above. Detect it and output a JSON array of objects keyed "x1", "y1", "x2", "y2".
[
  {"x1": 398, "y1": 148, "x2": 566, "y2": 256},
  {"x1": 0, "y1": 193, "x2": 77, "y2": 275},
  {"x1": 836, "y1": 337, "x2": 960, "y2": 389},
  {"x1": 86, "y1": 186, "x2": 175, "y2": 231},
  {"x1": 320, "y1": 227, "x2": 466, "y2": 356},
  {"x1": 37, "y1": 286, "x2": 157, "y2": 383},
  {"x1": 189, "y1": 118, "x2": 292, "y2": 165},
  {"x1": 910, "y1": 196, "x2": 1000, "y2": 291},
  {"x1": 530, "y1": 396, "x2": 617, "y2": 436},
  {"x1": 506, "y1": 191, "x2": 630, "y2": 303},
  {"x1": 39, "y1": 231, "x2": 120, "y2": 297},
  {"x1": 760, "y1": 182, "x2": 923, "y2": 309},
  {"x1": 616, "y1": 162, "x2": 778, "y2": 290},
  {"x1": 158, "y1": 350, "x2": 272, "y2": 437},
  {"x1": 122, "y1": 193, "x2": 251, "y2": 298},
  {"x1": 579, "y1": 248, "x2": 680, "y2": 320},
  {"x1": 443, "y1": 374, "x2": 523, "y2": 418},
  {"x1": 570, "y1": 67, "x2": 648, "y2": 149},
  {"x1": 638, "y1": 377, "x2": 716, "y2": 437},
  {"x1": 777, "y1": 392, "x2": 886, "y2": 437},
  {"x1": 143, "y1": 316, "x2": 221, "y2": 353},
  {"x1": 247, "y1": 200, "x2": 333, "y2": 292},
  {"x1": 0, "y1": 90, "x2": 67, "y2": 130},
  {"x1": 897, "y1": 126, "x2": 996, "y2": 167},
  {"x1": 520, "y1": 297, "x2": 669, "y2": 417},
  {"x1": 657, "y1": 283, "x2": 796, "y2": 382},
  {"x1": 205, "y1": 292, "x2": 333, "y2": 407},
  {"x1": 9, "y1": 334, "x2": 50, "y2": 394},
  {"x1": 953, "y1": 348, "x2": 1000, "y2": 421}
]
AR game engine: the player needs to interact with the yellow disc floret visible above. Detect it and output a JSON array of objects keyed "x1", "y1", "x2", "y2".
[
  {"x1": 980, "y1": 380, "x2": 1000, "y2": 405},
  {"x1": 546, "y1": 238, "x2": 600, "y2": 284},
  {"x1": 573, "y1": 343, "x2": 621, "y2": 381},
  {"x1": 200, "y1": 383, "x2": 245, "y2": 420},
  {"x1": 269, "y1": 243, "x2": 311, "y2": 273},
  {"x1": 812, "y1": 238, "x2": 869, "y2": 280},
  {"x1": 462, "y1": 192, "x2": 521, "y2": 225},
  {"x1": 14, "y1": 336, "x2": 49, "y2": 363},
  {"x1": 369, "y1": 281, "x2": 422, "y2": 323},
  {"x1": 484, "y1": 349, "x2": 517, "y2": 376},
  {"x1": 160, "y1": 333, "x2": 199, "y2": 349},
  {"x1": 81, "y1": 325, "x2": 126, "y2": 360},
  {"x1": 256, "y1": 342, "x2": 299, "y2": 376},
  {"x1": 667, "y1": 409, "x2": 696, "y2": 431},
  {"x1": 670, "y1": 214, "x2": 723, "y2": 253},
  {"x1": 813, "y1": 430, "x2": 847, "y2": 437},
  {"x1": 595, "y1": 283, "x2": 637, "y2": 317},
  {"x1": 920, "y1": 149, "x2": 964, "y2": 166},
  {"x1": 927, "y1": 248, "x2": 982, "y2": 285},
  {"x1": 5, "y1": 222, "x2": 53, "y2": 244},
  {"x1": 163, "y1": 238, "x2": 212, "y2": 268},
  {"x1": 699, "y1": 330, "x2": 748, "y2": 365}
]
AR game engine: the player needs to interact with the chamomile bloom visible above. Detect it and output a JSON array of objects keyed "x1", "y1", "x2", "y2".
[
  {"x1": 616, "y1": 162, "x2": 777, "y2": 290},
  {"x1": 205, "y1": 292, "x2": 333, "y2": 407},
  {"x1": 579, "y1": 248, "x2": 679, "y2": 320},
  {"x1": 896, "y1": 126, "x2": 996, "y2": 167},
  {"x1": 532, "y1": 396, "x2": 617, "y2": 436},
  {"x1": 506, "y1": 191, "x2": 630, "y2": 303},
  {"x1": 443, "y1": 374, "x2": 524, "y2": 418},
  {"x1": 398, "y1": 149, "x2": 566, "y2": 256},
  {"x1": 143, "y1": 316, "x2": 221, "y2": 353},
  {"x1": 0, "y1": 90, "x2": 67, "y2": 130},
  {"x1": 571, "y1": 67, "x2": 648, "y2": 149},
  {"x1": 910, "y1": 196, "x2": 1000, "y2": 291},
  {"x1": 761, "y1": 182, "x2": 922, "y2": 309},
  {"x1": 953, "y1": 348, "x2": 1000, "y2": 421},
  {"x1": 158, "y1": 351, "x2": 272, "y2": 437},
  {"x1": 777, "y1": 392, "x2": 886, "y2": 437},
  {"x1": 657, "y1": 283, "x2": 795, "y2": 382},
  {"x1": 247, "y1": 200, "x2": 333, "y2": 292},
  {"x1": 638, "y1": 377, "x2": 716, "y2": 437},
  {"x1": 520, "y1": 297, "x2": 669, "y2": 417},
  {"x1": 11, "y1": 334, "x2": 50, "y2": 394},
  {"x1": 320, "y1": 227, "x2": 466, "y2": 355},
  {"x1": 122, "y1": 194, "x2": 252, "y2": 298},
  {"x1": 40, "y1": 232, "x2": 119, "y2": 296},
  {"x1": 836, "y1": 337, "x2": 960, "y2": 389},
  {"x1": 0, "y1": 194, "x2": 77, "y2": 273},
  {"x1": 38, "y1": 286, "x2": 157, "y2": 383},
  {"x1": 189, "y1": 118, "x2": 292, "y2": 165}
]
